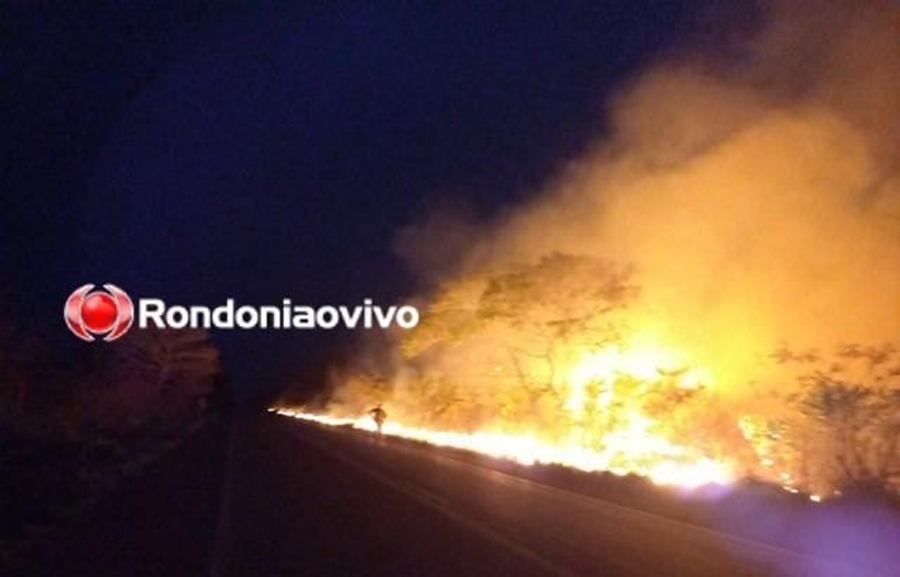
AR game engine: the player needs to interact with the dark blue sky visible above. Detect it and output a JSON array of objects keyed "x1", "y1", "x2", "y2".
[{"x1": 2, "y1": 2, "x2": 710, "y2": 398}]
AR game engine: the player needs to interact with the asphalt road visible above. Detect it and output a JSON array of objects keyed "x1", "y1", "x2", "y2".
[
  {"x1": 214, "y1": 415, "x2": 866, "y2": 577},
  {"x1": 27, "y1": 414, "x2": 876, "y2": 577}
]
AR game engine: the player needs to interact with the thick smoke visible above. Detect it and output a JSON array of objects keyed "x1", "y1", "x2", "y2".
[
  {"x1": 312, "y1": 0, "x2": 900, "y2": 467},
  {"x1": 300, "y1": 1, "x2": 900, "y2": 501},
  {"x1": 400, "y1": 0, "x2": 900, "y2": 403}
]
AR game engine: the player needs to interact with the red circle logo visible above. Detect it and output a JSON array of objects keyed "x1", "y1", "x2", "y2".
[{"x1": 64, "y1": 284, "x2": 134, "y2": 342}]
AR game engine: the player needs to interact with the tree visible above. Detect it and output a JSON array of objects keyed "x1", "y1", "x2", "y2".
[
  {"x1": 478, "y1": 253, "x2": 635, "y2": 391},
  {"x1": 85, "y1": 328, "x2": 220, "y2": 430},
  {"x1": 776, "y1": 343, "x2": 900, "y2": 495},
  {"x1": 396, "y1": 253, "x2": 637, "y2": 434}
]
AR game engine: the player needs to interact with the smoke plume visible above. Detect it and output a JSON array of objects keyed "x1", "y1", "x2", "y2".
[
  {"x1": 308, "y1": 1, "x2": 900, "y2": 494},
  {"x1": 401, "y1": 0, "x2": 900, "y2": 400}
]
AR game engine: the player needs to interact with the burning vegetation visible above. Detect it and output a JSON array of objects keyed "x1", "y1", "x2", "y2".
[{"x1": 282, "y1": 1, "x2": 900, "y2": 496}]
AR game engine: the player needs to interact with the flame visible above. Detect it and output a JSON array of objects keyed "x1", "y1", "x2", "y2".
[
  {"x1": 564, "y1": 341, "x2": 710, "y2": 412},
  {"x1": 272, "y1": 406, "x2": 735, "y2": 489},
  {"x1": 280, "y1": 337, "x2": 741, "y2": 489},
  {"x1": 568, "y1": 343, "x2": 697, "y2": 388}
]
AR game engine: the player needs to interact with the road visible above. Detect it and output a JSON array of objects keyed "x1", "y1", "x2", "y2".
[
  {"x1": 215, "y1": 415, "x2": 864, "y2": 577},
  {"x1": 27, "y1": 413, "x2": 874, "y2": 577}
]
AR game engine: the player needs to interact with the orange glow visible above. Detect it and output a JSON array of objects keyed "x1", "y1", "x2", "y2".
[{"x1": 273, "y1": 406, "x2": 735, "y2": 489}]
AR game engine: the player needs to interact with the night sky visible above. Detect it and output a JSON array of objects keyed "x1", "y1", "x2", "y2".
[{"x1": 2, "y1": 2, "x2": 708, "y2": 399}]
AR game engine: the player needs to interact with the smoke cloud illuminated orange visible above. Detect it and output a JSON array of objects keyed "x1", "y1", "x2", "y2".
[{"x1": 285, "y1": 0, "x2": 900, "y2": 495}]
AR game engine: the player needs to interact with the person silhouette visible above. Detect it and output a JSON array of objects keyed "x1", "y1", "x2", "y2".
[{"x1": 368, "y1": 404, "x2": 387, "y2": 434}]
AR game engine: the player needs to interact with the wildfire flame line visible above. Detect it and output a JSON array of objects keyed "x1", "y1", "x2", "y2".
[{"x1": 271, "y1": 408, "x2": 735, "y2": 489}]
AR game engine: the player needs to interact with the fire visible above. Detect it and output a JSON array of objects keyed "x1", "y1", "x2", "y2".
[
  {"x1": 568, "y1": 344, "x2": 698, "y2": 389},
  {"x1": 272, "y1": 406, "x2": 735, "y2": 489},
  {"x1": 279, "y1": 334, "x2": 741, "y2": 490},
  {"x1": 564, "y1": 341, "x2": 709, "y2": 412},
  {"x1": 276, "y1": 1, "x2": 900, "y2": 499}
]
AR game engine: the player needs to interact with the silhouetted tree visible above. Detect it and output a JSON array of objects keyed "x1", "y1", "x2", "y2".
[
  {"x1": 86, "y1": 328, "x2": 220, "y2": 431},
  {"x1": 777, "y1": 343, "x2": 900, "y2": 495},
  {"x1": 396, "y1": 253, "x2": 637, "y2": 432}
]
